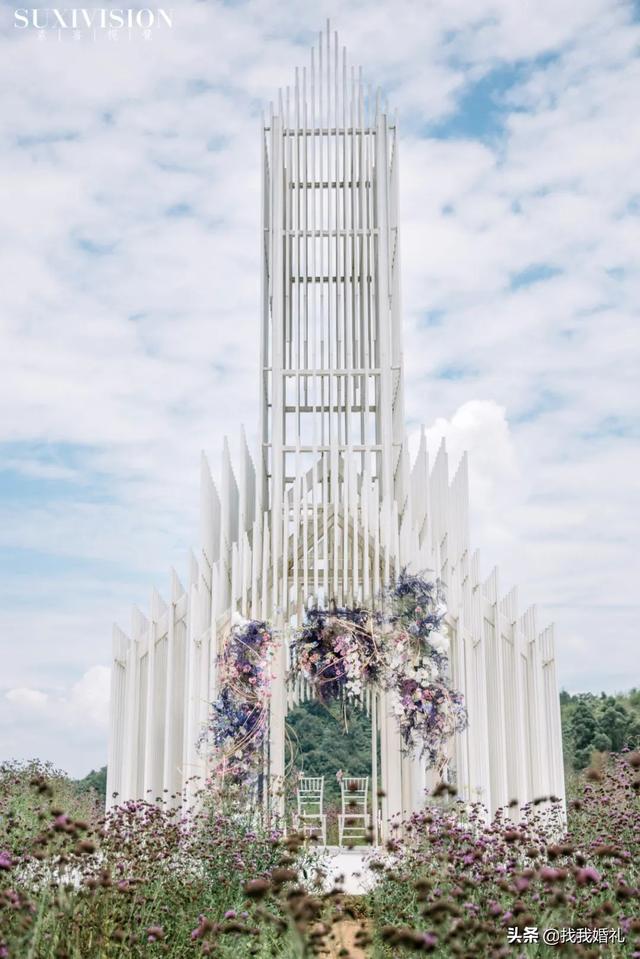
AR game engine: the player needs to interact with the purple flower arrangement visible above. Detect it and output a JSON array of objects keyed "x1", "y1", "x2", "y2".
[
  {"x1": 198, "y1": 618, "x2": 275, "y2": 787},
  {"x1": 201, "y1": 573, "x2": 468, "y2": 784},
  {"x1": 291, "y1": 606, "x2": 385, "y2": 702},
  {"x1": 383, "y1": 571, "x2": 468, "y2": 769},
  {"x1": 288, "y1": 572, "x2": 468, "y2": 770},
  {"x1": 389, "y1": 671, "x2": 468, "y2": 769}
]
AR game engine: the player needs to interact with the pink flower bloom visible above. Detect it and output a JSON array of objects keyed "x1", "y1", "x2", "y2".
[
  {"x1": 146, "y1": 926, "x2": 164, "y2": 943},
  {"x1": 576, "y1": 867, "x2": 600, "y2": 885}
]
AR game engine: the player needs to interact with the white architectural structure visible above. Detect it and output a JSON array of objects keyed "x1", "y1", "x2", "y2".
[{"x1": 107, "y1": 26, "x2": 565, "y2": 836}]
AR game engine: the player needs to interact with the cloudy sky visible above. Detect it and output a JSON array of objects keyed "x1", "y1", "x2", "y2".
[{"x1": 1, "y1": 0, "x2": 639, "y2": 777}]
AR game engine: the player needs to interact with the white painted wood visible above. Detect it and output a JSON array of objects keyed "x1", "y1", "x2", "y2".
[
  {"x1": 107, "y1": 25, "x2": 565, "y2": 835},
  {"x1": 106, "y1": 625, "x2": 128, "y2": 806}
]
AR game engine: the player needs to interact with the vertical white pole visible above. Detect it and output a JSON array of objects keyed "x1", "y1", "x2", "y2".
[{"x1": 371, "y1": 690, "x2": 378, "y2": 845}]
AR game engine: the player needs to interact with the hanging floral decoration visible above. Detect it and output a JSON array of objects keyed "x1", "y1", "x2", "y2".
[
  {"x1": 384, "y1": 572, "x2": 468, "y2": 769},
  {"x1": 198, "y1": 618, "x2": 275, "y2": 786},
  {"x1": 200, "y1": 572, "x2": 468, "y2": 784},
  {"x1": 290, "y1": 606, "x2": 385, "y2": 703},
  {"x1": 390, "y1": 672, "x2": 468, "y2": 770},
  {"x1": 385, "y1": 571, "x2": 449, "y2": 665}
]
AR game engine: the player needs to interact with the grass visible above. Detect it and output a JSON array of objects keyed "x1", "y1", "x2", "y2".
[{"x1": 1, "y1": 753, "x2": 639, "y2": 957}]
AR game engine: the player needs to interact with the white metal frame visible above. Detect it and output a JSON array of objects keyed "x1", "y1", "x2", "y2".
[{"x1": 106, "y1": 24, "x2": 566, "y2": 840}]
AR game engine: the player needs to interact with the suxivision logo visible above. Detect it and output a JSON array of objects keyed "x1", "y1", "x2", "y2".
[{"x1": 14, "y1": 7, "x2": 174, "y2": 29}]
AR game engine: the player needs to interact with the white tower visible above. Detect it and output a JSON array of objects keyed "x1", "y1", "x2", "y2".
[{"x1": 107, "y1": 26, "x2": 565, "y2": 835}]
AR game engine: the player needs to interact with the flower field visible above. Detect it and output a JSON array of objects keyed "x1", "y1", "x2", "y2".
[
  {"x1": 1, "y1": 752, "x2": 639, "y2": 958},
  {"x1": 368, "y1": 753, "x2": 640, "y2": 956}
]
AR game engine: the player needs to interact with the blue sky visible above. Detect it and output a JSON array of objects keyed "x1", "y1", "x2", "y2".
[{"x1": 1, "y1": 0, "x2": 639, "y2": 776}]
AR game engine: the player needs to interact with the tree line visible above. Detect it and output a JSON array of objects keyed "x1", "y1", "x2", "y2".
[{"x1": 560, "y1": 688, "x2": 640, "y2": 770}]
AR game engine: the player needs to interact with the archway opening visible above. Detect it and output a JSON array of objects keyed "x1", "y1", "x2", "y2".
[{"x1": 285, "y1": 699, "x2": 380, "y2": 846}]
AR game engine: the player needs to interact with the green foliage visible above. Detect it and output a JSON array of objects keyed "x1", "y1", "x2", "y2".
[
  {"x1": 75, "y1": 765, "x2": 107, "y2": 802},
  {"x1": 286, "y1": 699, "x2": 373, "y2": 804},
  {"x1": 0, "y1": 759, "x2": 101, "y2": 857},
  {"x1": 560, "y1": 689, "x2": 640, "y2": 770}
]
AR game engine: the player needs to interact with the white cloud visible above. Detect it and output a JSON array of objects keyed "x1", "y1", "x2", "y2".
[
  {"x1": 425, "y1": 400, "x2": 518, "y2": 499},
  {"x1": 6, "y1": 688, "x2": 49, "y2": 709},
  {"x1": 5, "y1": 667, "x2": 110, "y2": 730},
  {"x1": 409, "y1": 399, "x2": 522, "y2": 555},
  {"x1": 1, "y1": 0, "x2": 639, "y2": 774},
  {"x1": 67, "y1": 666, "x2": 111, "y2": 729}
]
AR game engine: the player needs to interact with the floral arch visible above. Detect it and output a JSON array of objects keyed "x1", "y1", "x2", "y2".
[{"x1": 198, "y1": 572, "x2": 467, "y2": 839}]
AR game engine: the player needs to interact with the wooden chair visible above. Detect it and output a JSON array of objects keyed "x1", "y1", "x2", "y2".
[
  {"x1": 338, "y1": 776, "x2": 369, "y2": 845},
  {"x1": 295, "y1": 775, "x2": 327, "y2": 843}
]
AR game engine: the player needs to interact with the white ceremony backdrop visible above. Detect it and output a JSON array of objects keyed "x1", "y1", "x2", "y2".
[{"x1": 107, "y1": 26, "x2": 565, "y2": 838}]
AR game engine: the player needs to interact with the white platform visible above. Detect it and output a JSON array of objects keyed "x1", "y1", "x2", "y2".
[{"x1": 318, "y1": 846, "x2": 377, "y2": 895}]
